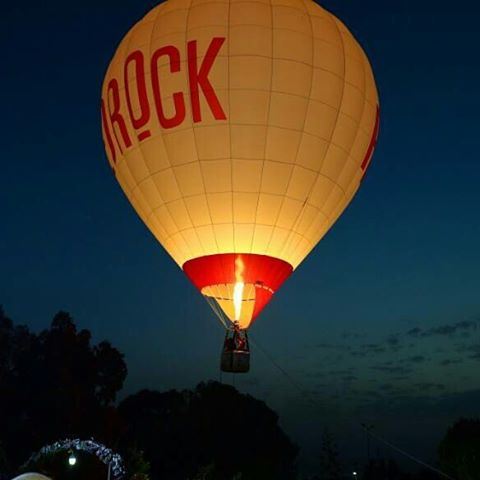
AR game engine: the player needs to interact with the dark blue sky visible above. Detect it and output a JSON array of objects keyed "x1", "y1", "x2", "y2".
[{"x1": 2, "y1": 0, "x2": 480, "y2": 473}]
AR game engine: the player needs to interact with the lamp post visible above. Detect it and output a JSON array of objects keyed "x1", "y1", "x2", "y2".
[
  {"x1": 67, "y1": 448, "x2": 112, "y2": 480},
  {"x1": 352, "y1": 471, "x2": 358, "y2": 480},
  {"x1": 67, "y1": 448, "x2": 111, "y2": 480},
  {"x1": 68, "y1": 451, "x2": 77, "y2": 467}
]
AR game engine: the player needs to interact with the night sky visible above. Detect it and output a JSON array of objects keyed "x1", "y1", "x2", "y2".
[{"x1": 2, "y1": 0, "x2": 480, "y2": 474}]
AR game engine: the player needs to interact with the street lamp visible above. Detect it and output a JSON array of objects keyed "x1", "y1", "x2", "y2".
[
  {"x1": 68, "y1": 451, "x2": 77, "y2": 467},
  {"x1": 352, "y1": 472, "x2": 358, "y2": 479}
]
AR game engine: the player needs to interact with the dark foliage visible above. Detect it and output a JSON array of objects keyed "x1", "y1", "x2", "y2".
[
  {"x1": 0, "y1": 307, "x2": 298, "y2": 480},
  {"x1": 362, "y1": 458, "x2": 404, "y2": 480},
  {"x1": 317, "y1": 429, "x2": 342, "y2": 480},
  {"x1": 438, "y1": 417, "x2": 480, "y2": 480},
  {"x1": 0, "y1": 441, "x2": 8, "y2": 473},
  {"x1": 4, "y1": 304, "x2": 468, "y2": 480},
  {"x1": 0, "y1": 306, "x2": 127, "y2": 471},
  {"x1": 118, "y1": 382, "x2": 298, "y2": 480}
]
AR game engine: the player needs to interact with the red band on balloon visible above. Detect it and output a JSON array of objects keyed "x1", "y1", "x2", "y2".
[
  {"x1": 361, "y1": 105, "x2": 380, "y2": 172},
  {"x1": 183, "y1": 253, "x2": 293, "y2": 322}
]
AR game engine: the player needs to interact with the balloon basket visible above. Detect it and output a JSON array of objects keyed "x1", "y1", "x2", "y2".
[{"x1": 220, "y1": 329, "x2": 250, "y2": 373}]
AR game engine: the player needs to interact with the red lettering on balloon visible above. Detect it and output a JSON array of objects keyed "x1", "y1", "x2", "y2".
[
  {"x1": 361, "y1": 105, "x2": 380, "y2": 172},
  {"x1": 102, "y1": 37, "x2": 228, "y2": 159},
  {"x1": 124, "y1": 50, "x2": 151, "y2": 141},
  {"x1": 188, "y1": 37, "x2": 227, "y2": 123},
  {"x1": 107, "y1": 78, "x2": 132, "y2": 153},
  {"x1": 151, "y1": 46, "x2": 186, "y2": 129},
  {"x1": 101, "y1": 98, "x2": 116, "y2": 164}
]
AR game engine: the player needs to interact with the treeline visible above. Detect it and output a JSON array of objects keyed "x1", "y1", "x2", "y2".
[
  {"x1": 0, "y1": 307, "x2": 297, "y2": 480},
  {"x1": 1, "y1": 306, "x2": 479, "y2": 480}
]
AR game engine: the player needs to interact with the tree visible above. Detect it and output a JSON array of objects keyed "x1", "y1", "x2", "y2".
[
  {"x1": 317, "y1": 429, "x2": 342, "y2": 480},
  {"x1": 118, "y1": 381, "x2": 298, "y2": 480},
  {"x1": 438, "y1": 418, "x2": 480, "y2": 480},
  {"x1": 0, "y1": 440, "x2": 9, "y2": 474},
  {"x1": 125, "y1": 446, "x2": 151, "y2": 480},
  {"x1": 362, "y1": 458, "x2": 407, "y2": 480},
  {"x1": 0, "y1": 307, "x2": 127, "y2": 470},
  {"x1": 1, "y1": 307, "x2": 297, "y2": 480}
]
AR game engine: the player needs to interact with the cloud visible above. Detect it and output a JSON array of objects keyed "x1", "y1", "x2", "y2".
[
  {"x1": 439, "y1": 358, "x2": 462, "y2": 367},
  {"x1": 406, "y1": 355, "x2": 427, "y2": 364},
  {"x1": 329, "y1": 369, "x2": 355, "y2": 375},
  {"x1": 407, "y1": 327, "x2": 422, "y2": 336},
  {"x1": 386, "y1": 334, "x2": 400, "y2": 347},
  {"x1": 413, "y1": 383, "x2": 446, "y2": 391},
  {"x1": 417, "y1": 320, "x2": 478, "y2": 338},
  {"x1": 341, "y1": 332, "x2": 365, "y2": 340},
  {"x1": 359, "y1": 343, "x2": 387, "y2": 354},
  {"x1": 380, "y1": 383, "x2": 395, "y2": 391},
  {"x1": 455, "y1": 344, "x2": 480, "y2": 361},
  {"x1": 371, "y1": 365, "x2": 413, "y2": 376},
  {"x1": 457, "y1": 320, "x2": 479, "y2": 330},
  {"x1": 364, "y1": 390, "x2": 383, "y2": 399},
  {"x1": 465, "y1": 344, "x2": 480, "y2": 354},
  {"x1": 351, "y1": 351, "x2": 368, "y2": 358},
  {"x1": 315, "y1": 343, "x2": 340, "y2": 349}
]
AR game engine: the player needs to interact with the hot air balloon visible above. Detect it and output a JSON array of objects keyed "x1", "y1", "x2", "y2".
[{"x1": 101, "y1": 0, "x2": 379, "y2": 372}]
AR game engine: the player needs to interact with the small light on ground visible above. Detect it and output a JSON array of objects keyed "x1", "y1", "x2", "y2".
[{"x1": 68, "y1": 452, "x2": 77, "y2": 466}]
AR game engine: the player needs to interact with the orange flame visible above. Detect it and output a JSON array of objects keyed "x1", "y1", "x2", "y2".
[{"x1": 233, "y1": 256, "x2": 245, "y2": 322}]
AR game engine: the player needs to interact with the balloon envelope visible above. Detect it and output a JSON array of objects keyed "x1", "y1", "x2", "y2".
[{"x1": 101, "y1": 0, "x2": 379, "y2": 328}]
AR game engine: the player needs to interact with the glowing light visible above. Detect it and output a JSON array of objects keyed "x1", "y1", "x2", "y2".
[
  {"x1": 68, "y1": 452, "x2": 77, "y2": 466},
  {"x1": 233, "y1": 257, "x2": 245, "y2": 321}
]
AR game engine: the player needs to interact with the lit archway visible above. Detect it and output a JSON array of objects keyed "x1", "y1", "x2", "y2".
[{"x1": 26, "y1": 438, "x2": 126, "y2": 480}]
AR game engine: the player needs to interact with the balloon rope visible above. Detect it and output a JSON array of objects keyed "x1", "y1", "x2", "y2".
[
  {"x1": 249, "y1": 334, "x2": 321, "y2": 410},
  {"x1": 361, "y1": 426, "x2": 456, "y2": 480},
  {"x1": 204, "y1": 295, "x2": 229, "y2": 329},
  {"x1": 249, "y1": 333, "x2": 456, "y2": 480}
]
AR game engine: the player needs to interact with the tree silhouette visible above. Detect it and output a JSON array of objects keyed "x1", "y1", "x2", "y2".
[
  {"x1": 0, "y1": 307, "x2": 127, "y2": 471},
  {"x1": 438, "y1": 418, "x2": 480, "y2": 480},
  {"x1": 362, "y1": 458, "x2": 407, "y2": 480},
  {"x1": 0, "y1": 440, "x2": 8, "y2": 474},
  {"x1": 1, "y1": 307, "x2": 298, "y2": 479},
  {"x1": 316, "y1": 428, "x2": 342, "y2": 480},
  {"x1": 118, "y1": 382, "x2": 298, "y2": 480}
]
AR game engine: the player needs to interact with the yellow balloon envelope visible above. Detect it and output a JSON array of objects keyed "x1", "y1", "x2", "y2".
[{"x1": 101, "y1": 0, "x2": 379, "y2": 330}]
